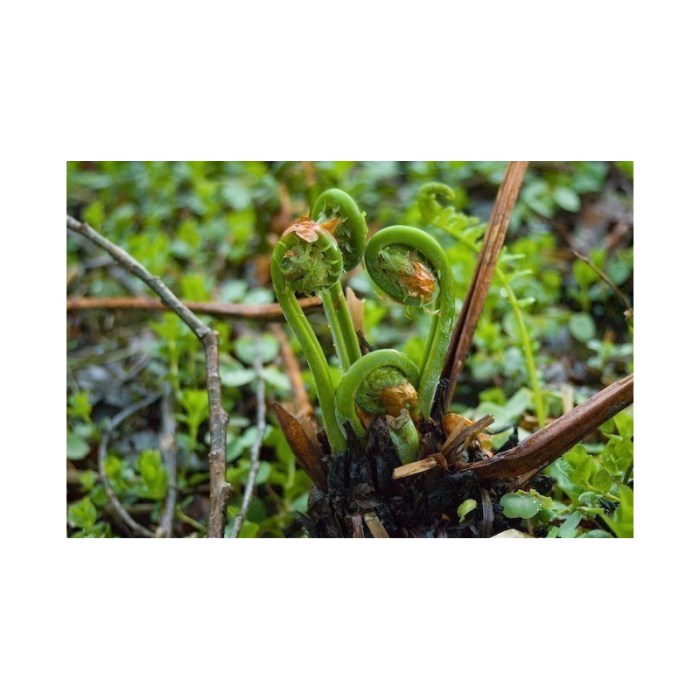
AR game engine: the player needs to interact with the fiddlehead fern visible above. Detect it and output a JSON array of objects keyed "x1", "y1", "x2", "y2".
[
  {"x1": 311, "y1": 189, "x2": 367, "y2": 369},
  {"x1": 271, "y1": 226, "x2": 346, "y2": 453},
  {"x1": 312, "y1": 188, "x2": 368, "y2": 272},
  {"x1": 364, "y1": 226, "x2": 455, "y2": 419},
  {"x1": 417, "y1": 183, "x2": 483, "y2": 238},
  {"x1": 335, "y1": 349, "x2": 421, "y2": 461}
]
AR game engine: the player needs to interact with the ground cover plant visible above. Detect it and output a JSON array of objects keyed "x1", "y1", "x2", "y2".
[{"x1": 67, "y1": 161, "x2": 633, "y2": 537}]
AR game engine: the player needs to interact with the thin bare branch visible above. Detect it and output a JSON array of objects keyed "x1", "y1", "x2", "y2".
[
  {"x1": 66, "y1": 294, "x2": 323, "y2": 320},
  {"x1": 67, "y1": 215, "x2": 232, "y2": 537},
  {"x1": 230, "y1": 335, "x2": 267, "y2": 538},
  {"x1": 442, "y1": 161, "x2": 529, "y2": 408},
  {"x1": 98, "y1": 393, "x2": 161, "y2": 538},
  {"x1": 155, "y1": 388, "x2": 178, "y2": 538},
  {"x1": 571, "y1": 249, "x2": 633, "y2": 314}
]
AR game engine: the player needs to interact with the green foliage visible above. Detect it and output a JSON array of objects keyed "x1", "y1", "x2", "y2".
[
  {"x1": 68, "y1": 496, "x2": 110, "y2": 537},
  {"x1": 547, "y1": 410, "x2": 634, "y2": 538},
  {"x1": 178, "y1": 389, "x2": 209, "y2": 448},
  {"x1": 68, "y1": 391, "x2": 93, "y2": 423},
  {"x1": 68, "y1": 496, "x2": 97, "y2": 529},
  {"x1": 137, "y1": 450, "x2": 168, "y2": 500}
]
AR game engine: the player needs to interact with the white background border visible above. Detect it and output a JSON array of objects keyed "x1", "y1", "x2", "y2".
[{"x1": 3, "y1": 1, "x2": 697, "y2": 698}]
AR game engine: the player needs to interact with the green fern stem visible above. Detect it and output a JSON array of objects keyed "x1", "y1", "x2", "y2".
[
  {"x1": 500, "y1": 270, "x2": 547, "y2": 428},
  {"x1": 270, "y1": 230, "x2": 346, "y2": 453},
  {"x1": 312, "y1": 189, "x2": 367, "y2": 369}
]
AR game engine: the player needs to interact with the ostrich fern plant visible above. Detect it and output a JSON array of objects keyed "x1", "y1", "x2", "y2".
[{"x1": 271, "y1": 189, "x2": 458, "y2": 464}]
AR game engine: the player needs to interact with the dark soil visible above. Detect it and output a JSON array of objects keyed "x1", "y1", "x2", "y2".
[{"x1": 301, "y1": 417, "x2": 526, "y2": 538}]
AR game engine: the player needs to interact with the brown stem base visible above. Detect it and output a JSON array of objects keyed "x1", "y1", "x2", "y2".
[{"x1": 300, "y1": 375, "x2": 633, "y2": 538}]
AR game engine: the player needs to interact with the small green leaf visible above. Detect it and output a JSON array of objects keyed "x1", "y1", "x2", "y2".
[
  {"x1": 83, "y1": 200, "x2": 105, "y2": 229},
  {"x1": 503, "y1": 388, "x2": 532, "y2": 421},
  {"x1": 176, "y1": 219, "x2": 200, "y2": 249},
  {"x1": 500, "y1": 493, "x2": 541, "y2": 519},
  {"x1": 179, "y1": 389, "x2": 209, "y2": 430},
  {"x1": 569, "y1": 313, "x2": 596, "y2": 342},
  {"x1": 237, "y1": 521, "x2": 260, "y2": 538},
  {"x1": 553, "y1": 186, "x2": 581, "y2": 212},
  {"x1": 220, "y1": 367, "x2": 257, "y2": 387},
  {"x1": 78, "y1": 470, "x2": 98, "y2": 491},
  {"x1": 602, "y1": 484, "x2": 634, "y2": 538},
  {"x1": 457, "y1": 499, "x2": 477, "y2": 523},
  {"x1": 260, "y1": 367, "x2": 291, "y2": 392},
  {"x1": 255, "y1": 461, "x2": 271, "y2": 485},
  {"x1": 558, "y1": 511, "x2": 583, "y2": 538},
  {"x1": 559, "y1": 445, "x2": 596, "y2": 488},
  {"x1": 181, "y1": 273, "x2": 209, "y2": 302},
  {"x1": 579, "y1": 529, "x2": 613, "y2": 538},
  {"x1": 234, "y1": 333, "x2": 280, "y2": 365},
  {"x1": 151, "y1": 314, "x2": 185, "y2": 342},
  {"x1": 137, "y1": 449, "x2": 168, "y2": 500},
  {"x1": 478, "y1": 387, "x2": 506, "y2": 406},
  {"x1": 613, "y1": 412, "x2": 634, "y2": 440},
  {"x1": 68, "y1": 497, "x2": 97, "y2": 530},
  {"x1": 227, "y1": 426, "x2": 260, "y2": 462},
  {"x1": 67, "y1": 433, "x2": 91, "y2": 460},
  {"x1": 68, "y1": 391, "x2": 93, "y2": 422},
  {"x1": 573, "y1": 258, "x2": 600, "y2": 289},
  {"x1": 591, "y1": 468, "x2": 613, "y2": 494},
  {"x1": 105, "y1": 455, "x2": 124, "y2": 482}
]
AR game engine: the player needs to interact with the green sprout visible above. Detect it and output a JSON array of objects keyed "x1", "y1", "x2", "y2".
[
  {"x1": 364, "y1": 225, "x2": 455, "y2": 419},
  {"x1": 335, "y1": 349, "x2": 421, "y2": 463},
  {"x1": 335, "y1": 350, "x2": 419, "y2": 432},
  {"x1": 270, "y1": 222, "x2": 347, "y2": 453}
]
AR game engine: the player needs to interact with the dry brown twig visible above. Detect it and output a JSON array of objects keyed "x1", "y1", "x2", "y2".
[
  {"x1": 67, "y1": 215, "x2": 232, "y2": 537},
  {"x1": 465, "y1": 373, "x2": 634, "y2": 482},
  {"x1": 442, "y1": 161, "x2": 529, "y2": 408},
  {"x1": 392, "y1": 373, "x2": 634, "y2": 483},
  {"x1": 66, "y1": 295, "x2": 323, "y2": 319}
]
